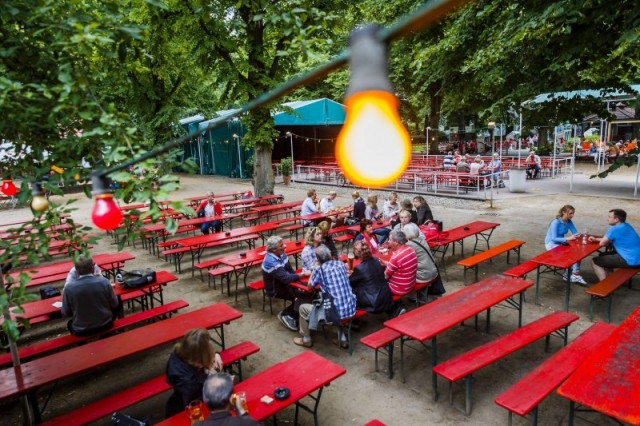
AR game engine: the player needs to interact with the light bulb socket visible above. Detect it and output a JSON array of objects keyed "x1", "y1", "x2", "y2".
[
  {"x1": 31, "y1": 181, "x2": 45, "y2": 197},
  {"x1": 91, "y1": 174, "x2": 112, "y2": 197},
  {"x1": 30, "y1": 181, "x2": 49, "y2": 212},
  {"x1": 346, "y1": 25, "x2": 393, "y2": 98}
]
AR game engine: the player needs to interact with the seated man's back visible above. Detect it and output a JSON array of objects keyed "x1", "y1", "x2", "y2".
[{"x1": 61, "y1": 256, "x2": 119, "y2": 336}]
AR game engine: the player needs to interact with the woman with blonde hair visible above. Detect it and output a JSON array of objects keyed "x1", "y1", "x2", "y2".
[
  {"x1": 301, "y1": 226, "x2": 323, "y2": 271},
  {"x1": 165, "y1": 328, "x2": 223, "y2": 418},
  {"x1": 317, "y1": 220, "x2": 338, "y2": 259},
  {"x1": 544, "y1": 205, "x2": 587, "y2": 285}
]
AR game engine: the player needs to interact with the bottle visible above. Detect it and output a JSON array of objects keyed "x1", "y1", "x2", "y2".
[{"x1": 582, "y1": 229, "x2": 588, "y2": 245}]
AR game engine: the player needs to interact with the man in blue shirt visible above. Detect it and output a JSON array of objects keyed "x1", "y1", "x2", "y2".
[
  {"x1": 294, "y1": 245, "x2": 356, "y2": 348},
  {"x1": 590, "y1": 209, "x2": 640, "y2": 280}
]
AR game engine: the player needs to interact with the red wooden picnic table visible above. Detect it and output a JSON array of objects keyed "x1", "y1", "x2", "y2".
[
  {"x1": 530, "y1": 238, "x2": 602, "y2": 310},
  {"x1": 156, "y1": 351, "x2": 346, "y2": 426},
  {"x1": 220, "y1": 194, "x2": 284, "y2": 213},
  {"x1": 421, "y1": 220, "x2": 500, "y2": 261},
  {"x1": 169, "y1": 223, "x2": 279, "y2": 273},
  {"x1": 185, "y1": 190, "x2": 246, "y2": 207},
  {"x1": 143, "y1": 213, "x2": 240, "y2": 252},
  {"x1": 0, "y1": 303, "x2": 242, "y2": 423},
  {"x1": 217, "y1": 240, "x2": 305, "y2": 304},
  {"x1": 250, "y1": 201, "x2": 301, "y2": 221},
  {"x1": 384, "y1": 274, "x2": 533, "y2": 399},
  {"x1": 9, "y1": 252, "x2": 135, "y2": 286},
  {"x1": 557, "y1": 306, "x2": 640, "y2": 425},
  {"x1": 6, "y1": 271, "x2": 178, "y2": 324}
]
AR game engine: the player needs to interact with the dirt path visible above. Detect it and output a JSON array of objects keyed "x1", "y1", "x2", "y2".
[{"x1": 0, "y1": 165, "x2": 638, "y2": 425}]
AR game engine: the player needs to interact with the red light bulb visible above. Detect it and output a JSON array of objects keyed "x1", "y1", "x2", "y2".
[
  {"x1": 1, "y1": 179, "x2": 17, "y2": 196},
  {"x1": 91, "y1": 194, "x2": 123, "y2": 230}
]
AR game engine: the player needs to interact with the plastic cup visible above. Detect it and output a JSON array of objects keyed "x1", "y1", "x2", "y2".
[
  {"x1": 186, "y1": 400, "x2": 204, "y2": 424},
  {"x1": 347, "y1": 253, "x2": 354, "y2": 270},
  {"x1": 236, "y1": 391, "x2": 249, "y2": 412}
]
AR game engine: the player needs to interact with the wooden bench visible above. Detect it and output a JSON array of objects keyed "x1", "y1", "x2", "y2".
[
  {"x1": 585, "y1": 266, "x2": 640, "y2": 322},
  {"x1": 333, "y1": 233, "x2": 355, "y2": 253},
  {"x1": 495, "y1": 322, "x2": 615, "y2": 426},
  {"x1": 360, "y1": 327, "x2": 402, "y2": 379},
  {"x1": 0, "y1": 300, "x2": 189, "y2": 368},
  {"x1": 432, "y1": 311, "x2": 579, "y2": 415},
  {"x1": 40, "y1": 341, "x2": 259, "y2": 425},
  {"x1": 502, "y1": 260, "x2": 538, "y2": 279},
  {"x1": 457, "y1": 240, "x2": 525, "y2": 282}
]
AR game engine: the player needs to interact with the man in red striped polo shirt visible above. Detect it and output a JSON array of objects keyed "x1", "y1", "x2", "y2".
[{"x1": 383, "y1": 230, "x2": 417, "y2": 316}]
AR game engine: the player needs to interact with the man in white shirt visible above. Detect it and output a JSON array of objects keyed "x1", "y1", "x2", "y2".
[
  {"x1": 319, "y1": 191, "x2": 337, "y2": 213},
  {"x1": 301, "y1": 189, "x2": 319, "y2": 226}
]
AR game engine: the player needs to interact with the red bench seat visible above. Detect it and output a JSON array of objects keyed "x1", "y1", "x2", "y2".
[
  {"x1": 433, "y1": 311, "x2": 579, "y2": 415},
  {"x1": 495, "y1": 322, "x2": 615, "y2": 425}
]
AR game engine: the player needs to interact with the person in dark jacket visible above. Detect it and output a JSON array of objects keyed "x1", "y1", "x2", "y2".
[
  {"x1": 165, "y1": 328, "x2": 223, "y2": 419},
  {"x1": 351, "y1": 191, "x2": 366, "y2": 221},
  {"x1": 413, "y1": 196, "x2": 434, "y2": 225},
  {"x1": 261, "y1": 236, "x2": 311, "y2": 331},
  {"x1": 349, "y1": 240, "x2": 393, "y2": 313},
  {"x1": 195, "y1": 372, "x2": 259, "y2": 425}
]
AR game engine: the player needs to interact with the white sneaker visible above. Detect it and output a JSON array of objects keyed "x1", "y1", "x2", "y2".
[
  {"x1": 570, "y1": 274, "x2": 587, "y2": 286},
  {"x1": 562, "y1": 272, "x2": 569, "y2": 281}
]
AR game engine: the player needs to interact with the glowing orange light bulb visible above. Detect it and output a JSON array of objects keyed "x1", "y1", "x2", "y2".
[
  {"x1": 335, "y1": 25, "x2": 411, "y2": 188},
  {"x1": 336, "y1": 91, "x2": 411, "y2": 187}
]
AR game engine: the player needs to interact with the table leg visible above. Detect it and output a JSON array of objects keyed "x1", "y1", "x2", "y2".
[
  {"x1": 564, "y1": 268, "x2": 571, "y2": 311},
  {"x1": 568, "y1": 400, "x2": 575, "y2": 426},
  {"x1": 431, "y1": 335, "x2": 438, "y2": 401},
  {"x1": 535, "y1": 265, "x2": 542, "y2": 305}
]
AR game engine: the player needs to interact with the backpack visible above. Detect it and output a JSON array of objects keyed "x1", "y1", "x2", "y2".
[{"x1": 121, "y1": 269, "x2": 156, "y2": 288}]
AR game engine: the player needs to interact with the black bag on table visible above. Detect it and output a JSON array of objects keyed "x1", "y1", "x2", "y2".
[
  {"x1": 121, "y1": 269, "x2": 156, "y2": 288},
  {"x1": 111, "y1": 412, "x2": 149, "y2": 426},
  {"x1": 40, "y1": 286, "x2": 61, "y2": 300}
]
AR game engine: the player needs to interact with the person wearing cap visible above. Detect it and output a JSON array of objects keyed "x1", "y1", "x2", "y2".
[
  {"x1": 526, "y1": 150, "x2": 541, "y2": 179},
  {"x1": 488, "y1": 152, "x2": 502, "y2": 187}
]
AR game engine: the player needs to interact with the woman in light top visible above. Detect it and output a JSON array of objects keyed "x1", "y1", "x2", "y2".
[{"x1": 544, "y1": 205, "x2": 587, "y2": 285}]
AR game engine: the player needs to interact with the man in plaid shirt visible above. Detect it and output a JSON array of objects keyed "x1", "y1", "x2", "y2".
[{"x1": 294, "y1": 245, "x2": 356, "y2": 348}]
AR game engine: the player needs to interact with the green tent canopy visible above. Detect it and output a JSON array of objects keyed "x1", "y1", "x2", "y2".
[{"x1": 274, "y1": 98, "x2": 345, "y2": 126}]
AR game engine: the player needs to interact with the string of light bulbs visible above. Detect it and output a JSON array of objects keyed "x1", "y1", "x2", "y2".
[{"x1": 277, "y1": 132, "x2": 335, "y2": 143}]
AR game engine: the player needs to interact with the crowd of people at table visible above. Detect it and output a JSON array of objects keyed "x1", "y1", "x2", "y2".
[
  {"x1": 442, "y1": 150, "x2": 504, "y2": 187},
  {"x1": 254, "y1": 190, "x2": 447, "y2": 348}
]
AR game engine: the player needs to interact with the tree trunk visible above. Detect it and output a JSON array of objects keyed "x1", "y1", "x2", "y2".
[{"x1": 252, "y1": 145, "x2": 275, "y2": 196}]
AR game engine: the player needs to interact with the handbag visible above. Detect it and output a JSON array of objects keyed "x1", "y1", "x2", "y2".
[
  {"x1": 319, "y1": 266, "x2": 342, "y2": 324},
  {"x1": 413, "y1": 241, "x2": 446, "y2": 296}
]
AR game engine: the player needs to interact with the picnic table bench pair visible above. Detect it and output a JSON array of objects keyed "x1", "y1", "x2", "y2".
[
  {"x1": 157, "y1": 351, "x2": 346, "y2": 426},
  {"x1": 40, "y1": 340, "x2": 260, "y2": 426},
  {"x1": 0, "y1": 303, "x2": 243, "y2": 423}
]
